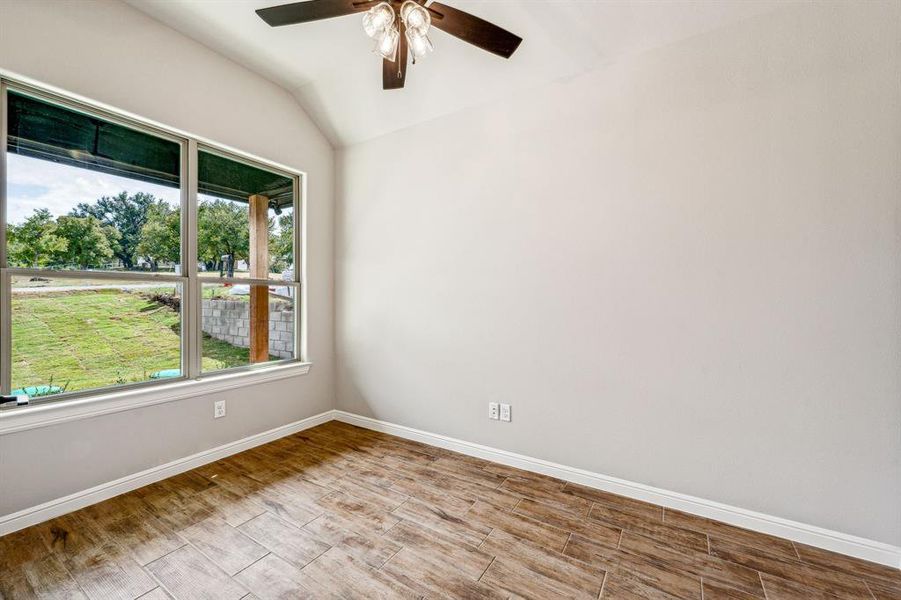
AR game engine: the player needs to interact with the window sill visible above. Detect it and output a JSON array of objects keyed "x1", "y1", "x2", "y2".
[{"x1": 0, "y1": 362, "x2": 312, "y2": 435}]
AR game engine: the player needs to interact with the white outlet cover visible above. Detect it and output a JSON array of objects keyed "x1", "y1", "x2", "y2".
[
  {"x1": 500, "y1": 404, "x2": 511, "y2": 422},
  {"x1": 488, "y1": 402, "x2": 499, "y2": 420},
  {"x1": 214, "y1": 400, "x2": 226, "y2": 419}
]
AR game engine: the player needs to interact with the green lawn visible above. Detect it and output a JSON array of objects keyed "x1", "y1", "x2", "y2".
[
  {"x1": 11, "y1": 289, "x2": 254, "y2": 395},
  {"x1": 203, "y1": 285, "x2": 248, "y2": 301}
]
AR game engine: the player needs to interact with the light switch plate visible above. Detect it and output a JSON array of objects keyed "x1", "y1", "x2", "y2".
[{"x1": 500, "y1": 403, "x2": 511, "y2": 422}]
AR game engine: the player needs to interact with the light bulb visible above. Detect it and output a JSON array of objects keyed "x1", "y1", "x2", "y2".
[
  {"x1": 375, "y1": 26, "x2": 400, "y2": 62},
  {"x1": 406, "y1": 27, "x2": 433, "y2": 59},
  {"x1": 363, "y1": 2, "x2": 395, "y2": 38},
  {"x1": 400, "y1": 0, "x2": 430, "y2": 35}
]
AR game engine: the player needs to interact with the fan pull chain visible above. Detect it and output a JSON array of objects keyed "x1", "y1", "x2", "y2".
[{"x1": 397, "y1": 13, "x2": 405, "y2": 78}]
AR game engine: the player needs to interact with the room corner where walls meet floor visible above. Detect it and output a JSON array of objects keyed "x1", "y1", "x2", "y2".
[{"x1": 2, "y1": 410, "x2": 899, "y2": 571}]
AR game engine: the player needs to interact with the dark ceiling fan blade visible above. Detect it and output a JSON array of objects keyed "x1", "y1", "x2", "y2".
[
  {"x1": 256, "y1": 0, "x2": 376, "y2": 27},
  {"x1": 426, "y1": 2, "x2": 522, "y2": 59},
  {"x1": 383, "y1": 26, "x2": 408, "y2": 90}
]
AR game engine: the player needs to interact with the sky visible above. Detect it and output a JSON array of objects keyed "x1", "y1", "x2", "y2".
[{"x1": 7, "y1": 154, "x2": 181, "y2": 224}]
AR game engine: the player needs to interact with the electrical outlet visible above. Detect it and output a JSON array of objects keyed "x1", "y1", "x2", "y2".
[
  {"x1": 214, "y1": 400, "x2": 226, "y2": 419},
  {"x1": 500, "y1": 403, "x2": 511, "y2": 422},
  {"x1": 488, "y1": 402, "x2": 499, "y2": 420}
]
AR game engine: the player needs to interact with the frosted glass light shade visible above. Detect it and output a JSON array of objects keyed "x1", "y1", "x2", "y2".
[
  {"x1": 400, "y1": 1, "x2": 430, "y2": 35},
  {"x1": 406, "y1": 27, "x2": 434, "y2": 59},
  {"x1": 363, "y1": 2, "x2": 395, "y2": 38},
  {"x1": 375, "y1": 26, "x2": 400, "y2": 62}
]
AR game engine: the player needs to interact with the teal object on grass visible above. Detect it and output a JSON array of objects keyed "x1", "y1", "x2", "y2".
[
  {"x1": 11, "y1": 385, "x2": 63, "y2": 397},
  {"x1": 150, "y1": 369, "x2": 181, "y2": 379}
]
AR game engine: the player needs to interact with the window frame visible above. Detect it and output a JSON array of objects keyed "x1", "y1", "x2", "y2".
[{"x1": 0, "y1": 76, "x2": 307, "y2": 406}]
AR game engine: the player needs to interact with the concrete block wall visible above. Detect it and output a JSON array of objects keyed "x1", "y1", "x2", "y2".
[{"x1": 201, "y1": 299, "x2": 295, "y2": 359}]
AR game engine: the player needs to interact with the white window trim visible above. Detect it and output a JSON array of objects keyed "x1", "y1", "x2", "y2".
[
  {"x1": 0, "y1": 72, "x2": 311, "y2": 418},
  {"x1": 0, "y1": 361, "x2": 312, "y2": 435}
]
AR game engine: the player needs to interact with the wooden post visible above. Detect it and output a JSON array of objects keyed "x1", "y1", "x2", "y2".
[{"x1": 248, "y1": 194, "x2": 269, "y2": 363}]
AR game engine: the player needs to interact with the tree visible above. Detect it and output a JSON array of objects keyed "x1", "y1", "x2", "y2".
[
  {"x1": 136, "y1": 204, "x2": 180, "y2": 271},
  {"x1": 54, "y1": 216, "x2": 116, "y2": 269},
  {"x1": 6, "y1": 209, "x2": 67, "y2": 268},
  {"x1": 72, "y1": 191, "x2": 163, "y2": 269},
  {"x1": 197, "y1": 199, "x2": 249, "y2": 277},
  {"x1": 270, "y1": 212, "x2": 293, "y2": 273}
]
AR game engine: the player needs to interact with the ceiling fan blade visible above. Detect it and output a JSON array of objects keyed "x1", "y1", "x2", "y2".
[
  {"x1": 383, "y1": 24, "x2": 408, "y2": 90},
  {"x1": 256, "y1": 0, "x2": 376, "y2": 27},
  {"x1": 426, "y1": 2, "x2": 522, "y2": 59}
]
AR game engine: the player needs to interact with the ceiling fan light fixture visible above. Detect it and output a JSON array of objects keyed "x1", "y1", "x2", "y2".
[
  {"x1": 406, "y1": 27, "x2": 434, "y2": 59},
  {"x1": 375, "y1": 25, "x2": 400, "y2": 62},
  {"x1": 257, "y1": 0, "x2": 523, "y2": 90},
  {"x1": 362, "y1": 2, "x2": 395, "y2": 38},
  {"x1": 400, "y1": 1, "x2": 430, "y2": 35}
]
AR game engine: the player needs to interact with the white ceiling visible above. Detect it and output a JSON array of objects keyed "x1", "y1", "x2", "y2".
[{"x1": 126, "y1": 0, "x2": 784, "y2": 147}]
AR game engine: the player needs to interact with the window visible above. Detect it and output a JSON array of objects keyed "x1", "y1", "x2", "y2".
[
  {"x1": 197, "y1": 149, "x2": 295, "y2": 280},
  {"x1": 0, "y1": 81, "x2": 303, "y2": 403},
  {"x1": 196, "y1": 149, "x2": 299, "y2": 373},
  {"x1": 201, "y1": 283, "x2": 296, "y2": 372},
  {"x1": 10, "y1": 277, "x2": 183, "y2": 395}
]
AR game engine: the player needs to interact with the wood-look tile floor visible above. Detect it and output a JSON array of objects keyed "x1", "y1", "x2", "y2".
[{"x1": 1, "y1": 421, "x2": 898, "y2": 599}]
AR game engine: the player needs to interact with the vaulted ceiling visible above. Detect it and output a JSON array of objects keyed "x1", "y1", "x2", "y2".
[{"x1": 126, "y1": 0, "x2": 783, "y2": 147}]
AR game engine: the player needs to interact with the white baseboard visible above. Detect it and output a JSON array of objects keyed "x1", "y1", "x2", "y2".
[
  {"x1": 334, "y1": 410, "x2": 901, "y2": 569},
  {"x1": 3, "y1": 408, "x2": 898, "y2": 570},
  {"x1": 0, "y1": 409, "x2": 335, "y2": 537}
]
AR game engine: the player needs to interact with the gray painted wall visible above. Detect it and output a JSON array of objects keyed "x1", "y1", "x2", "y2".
[
  {"x1": 1, "y1": 0, "x2": 898, "y2": 553},
  {"x1": 336, "y1": 2, "x2": 901, "y2": 545},
  {"x1": 0, "y1": 0, "x2": 335, "y2": 516}
]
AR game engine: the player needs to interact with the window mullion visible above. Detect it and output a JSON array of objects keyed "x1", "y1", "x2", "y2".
[
  {"x1": 197, "y1": 276, "x2": 295, "y2": 287},
  {"x1": 4, "y1": 268, "x2": 185, "y2": 283},
  {"x1": 185, "y1": 139, "x2": 201, "y2": 380}
]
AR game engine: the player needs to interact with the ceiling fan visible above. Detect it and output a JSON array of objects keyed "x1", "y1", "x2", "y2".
[{"x1": 256, "y1": 0, "x2": 523, "y2": 90}]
